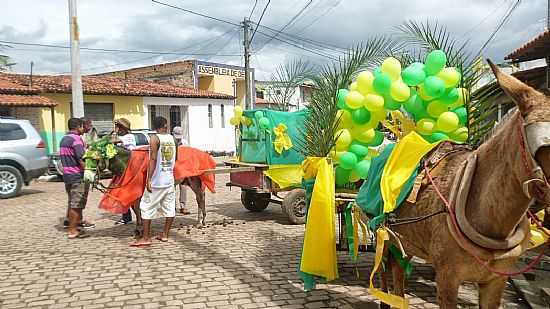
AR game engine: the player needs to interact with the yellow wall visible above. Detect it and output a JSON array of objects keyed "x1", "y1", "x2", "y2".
[
  {"x1": 198, "y1": 74, "x2": 242, "y2": 104},
  {"x1": 39, "y1": 94, "x2": 145, "y2": 153}
]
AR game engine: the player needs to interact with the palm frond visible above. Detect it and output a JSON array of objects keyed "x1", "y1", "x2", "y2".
[
  {"x1": 269, "y1": 59, "x2": 317, "y2": 111},
  {"x1": 297, "y1": 37, "x2": 400, "y2": 157}
]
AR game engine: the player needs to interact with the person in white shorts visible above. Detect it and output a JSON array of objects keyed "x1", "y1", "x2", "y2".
[{"x1": 130, "y1": 116, "x2": 176, "y2": 247}]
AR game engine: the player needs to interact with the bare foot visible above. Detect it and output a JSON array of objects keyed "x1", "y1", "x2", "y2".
[
  {"x1": 129, "y1": 239, "x2": 152, "y2": 247},
  {"x1": 155, "y1": 235, "x2": 168, "y2": 242}
]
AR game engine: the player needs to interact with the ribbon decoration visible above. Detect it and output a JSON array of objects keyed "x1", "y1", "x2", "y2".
[
  {"x1": 273, "y1": 123, "x2": 293, "y2": 154},
  {"x1": 369, "y1": 227, "x2": 409, "y2": 309}
]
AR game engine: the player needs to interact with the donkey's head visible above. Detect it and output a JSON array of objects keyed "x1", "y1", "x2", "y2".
[
  {"x1": 83, "y1": 136, "x2": 130, "y2": 183},
  {"x1": 489, "y1": 60, "x2": 550, "y2": 204}
]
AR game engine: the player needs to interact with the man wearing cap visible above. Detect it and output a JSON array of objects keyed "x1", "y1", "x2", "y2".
[
  {"x1": 112, "y1": 118, "x2": 137, "y2": 224},
  {"x1": 172, "y1": 126, "x2": 191, "y2": 215}
]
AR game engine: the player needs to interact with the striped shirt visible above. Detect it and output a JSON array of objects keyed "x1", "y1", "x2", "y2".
[{"x1": 60, "y1": 132, "x2": 85, "y2": 184}]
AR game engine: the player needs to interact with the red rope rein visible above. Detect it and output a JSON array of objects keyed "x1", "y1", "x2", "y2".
[{"x1": 423, "y1": 162, "x2": 547, "y2": 277}]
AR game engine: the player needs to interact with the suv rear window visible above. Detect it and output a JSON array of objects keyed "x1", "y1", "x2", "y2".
[{"x1": 0, "y1": 123, "x2": 27, "y2": 141}]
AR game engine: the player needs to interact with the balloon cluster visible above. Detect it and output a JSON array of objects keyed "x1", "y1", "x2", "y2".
[
  {"x1": 334, "y1": 50, "x2": 469, "y2": 185},
  {"x1": 230, "y1": 106, "x2": 252, "y2": 127},
  {"x1": 254, "y1": 111, "x2": 271, "y2": 130}
]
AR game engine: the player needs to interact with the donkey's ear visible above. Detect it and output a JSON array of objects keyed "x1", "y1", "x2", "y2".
[{"x1": 487, "y1": 59, "x2": 544, "y2": 116}]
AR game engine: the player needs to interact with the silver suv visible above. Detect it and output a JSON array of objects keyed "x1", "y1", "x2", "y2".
[{"x1": 0, "y1": 118, "x2": 49, "y2": 198}]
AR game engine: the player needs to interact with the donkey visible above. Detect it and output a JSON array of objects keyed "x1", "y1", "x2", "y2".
[
  {"x1": 85, "y1": 143, "x2": 208, "y2": 233},
  {"x1": 378, "y1": 61, "x2": 550, "y2": 309}
]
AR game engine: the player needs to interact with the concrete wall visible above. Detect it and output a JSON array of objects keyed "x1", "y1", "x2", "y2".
[
  {"x1": 144, "y1": 97, "x2": 235, "y2": 153},
  {"x1": 98, "y1": 61, "x2": 195, "y2": 88}
]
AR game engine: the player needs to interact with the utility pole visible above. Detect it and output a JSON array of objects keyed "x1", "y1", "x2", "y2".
[
  {"x1": 68, "y1": 0, "x2": 84, "y2": 118},
  {"x1": 242, "y1": 17, "x2": 251, "y2": 109}
]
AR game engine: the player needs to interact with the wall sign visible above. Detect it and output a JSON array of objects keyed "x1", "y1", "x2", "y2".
[{"x1": 198, "y1": 64, "x2": 245, "y2": 78}]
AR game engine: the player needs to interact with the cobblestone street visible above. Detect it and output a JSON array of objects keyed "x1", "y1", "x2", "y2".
[{"x1": 0, "y1": 175, "x2": 527, "y2": 308}]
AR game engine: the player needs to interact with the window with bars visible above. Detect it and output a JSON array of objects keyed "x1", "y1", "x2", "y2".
[
  {"x1": 208, "y1": 104, "x2": 213, "y2": 128},
  {"x1": 221, "y1": 104, "x2": 225, "y2": 128},
  {"x1": 149, "y1": 105, "x2": 156, "y2": 128}
]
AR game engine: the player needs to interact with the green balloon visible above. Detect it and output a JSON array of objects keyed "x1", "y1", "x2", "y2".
[
  {"x1": 355, "y1": 159, "x2": 372, "y2": 179},
  {"x1": 425, "y1": 50, "x2": 447, "y2": 75},
  {"x1": 384, "y1": 95, "x2": 402, "y2": 111},
  {"x1": 352, "y1": 108, "x2": 371, "y2": 125},
  {"x1": 367, "y1": 130, "x2": 384, "y2": 147},
  {"x1": 402, "y1": 66, "x2": 426, "y2": 86},
  {"x1": 254, "y1": 111, "x2": 264, "y2": 120},
  {"x1": 409, "y1": 62, "x2": 425, "y2": 71},
  {"x1": 349, "y1": 142, "x2": 370, "y2": 159},
  {"x1": 453, "y1": 106, "x2": 468, "y2": 124},
  {"x1": 339, "y1": 152, "x2": 358, "y2": 170},
  {"x1": 337, "y1": 89, "x2": 349, "y2": 109},
  {"x1": 335, "y1": 166, "x2": 351, "y2": 186},
  {"x1": 373, "y1": 72, "x2": 392, "y2": 94},
  {"x1": 424, "y1": 76, "x2": 445, "y2": 98},
  {"x1": 403, "y1": 94, "x2": 423, "y2": 116},
  {"x1": 259, "y1": 117, "x2": 270, "y2": 129},
  {"x1": 373, "y1": 67, "x2": 382, "y2": 77},
  {"x1": 441, "y1": 88, "x2": 459, "y2": 104},
  {"x1": 431, "y1": 132, "x2": 449, "y2": 142}
]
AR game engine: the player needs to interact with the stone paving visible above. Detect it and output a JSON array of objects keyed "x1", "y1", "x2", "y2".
[{"x1": 0, "y1": 175, "x2": 528, "y2": 308}]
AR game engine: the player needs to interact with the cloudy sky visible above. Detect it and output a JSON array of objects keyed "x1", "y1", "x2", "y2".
[{"x1": 0, "y1": 0, "x2": 547, "y2": 79}]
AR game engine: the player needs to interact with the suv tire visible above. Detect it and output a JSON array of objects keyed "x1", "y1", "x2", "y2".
[{"x1": 0, "y1": 165, "x2": 23, "y2": 199}]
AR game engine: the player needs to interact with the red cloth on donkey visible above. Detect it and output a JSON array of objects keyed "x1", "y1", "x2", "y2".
[{"x1": 99, "y1": 146, "x2": 216, "y2": 214}]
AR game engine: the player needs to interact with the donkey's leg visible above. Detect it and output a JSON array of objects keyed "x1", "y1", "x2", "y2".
[
  {"x1": 379, "y1": 266, "x2": 391, "y2": 309},
  {"x1": 478, "y1": 277, "x2": 507, "y2": 309},
  {"x1": 190, "y1": 177, "x2": 206, "y2": 226},
  {"x1": 390, "y1": 255, "x2": 406, "y2": 298},
  {"x1": 435, "y1": 271, "x2": 460, "y2": 309}
]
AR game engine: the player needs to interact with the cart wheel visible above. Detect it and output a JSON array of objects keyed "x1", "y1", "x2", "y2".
[
  {"x1": 241, "y1": 190, "x2": 270, "y2": 212},
  {"x1": 283, "y1": 189, "x2": 306, "y2": 225}
]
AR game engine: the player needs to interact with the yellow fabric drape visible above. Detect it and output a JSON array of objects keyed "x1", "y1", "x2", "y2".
[
  {"x1": 381, "y1": 132, "x2": 441, "y2": 213},
  {"x1": 264, "y1": 164, "x2": 303, "y2": 189},
  {"x1": 300, "y1": 157, "x2": 338, "y2": 281},
  {"x1": 529, "y1": 210, "x2": 549, "y2": 249},
  {"x1": 369, "y1": 228, "x2": 409, "y2": 309}
]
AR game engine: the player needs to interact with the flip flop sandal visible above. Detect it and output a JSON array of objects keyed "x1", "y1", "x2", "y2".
[
  {"x1": 155, "y1": 236, "x2": 168, "y2": 242},
  {"x1": 129, "y1": 241, "x2": 152, "y2": 247},
  {"x1": 68, "y1": 232, "x2": 90, "y2": 239}
]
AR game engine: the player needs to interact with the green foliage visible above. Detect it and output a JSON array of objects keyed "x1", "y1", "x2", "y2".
[{"x1": 268, "y1": 59, "x2": 317, "y2": 111}]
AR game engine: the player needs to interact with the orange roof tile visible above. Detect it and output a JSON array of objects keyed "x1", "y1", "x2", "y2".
[
  {"x1": 0, "y1": 94, "x2": 58, "y2": 107},
  {"x1": 0, "y1": 77, "x2": 39, "y2": 94},
  {"x1": 0, "y1": 73, "x2": 234, "y2": 99},
  {"x1": 505, "y1": 29, "x2": 550, "y2": 62}
]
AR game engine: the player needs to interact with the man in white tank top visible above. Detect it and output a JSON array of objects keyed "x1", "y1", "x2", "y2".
[{"x1": 130, "y1": 116, "x2": 177, "y2": 247}]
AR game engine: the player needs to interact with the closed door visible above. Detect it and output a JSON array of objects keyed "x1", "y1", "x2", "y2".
[{"x1": 84, "y1": 103, "x2": 114, "y2": 133}]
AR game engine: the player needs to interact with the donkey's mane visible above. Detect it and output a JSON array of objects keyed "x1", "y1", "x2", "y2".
[{"x1": 478, "y1": 106, "x2": 517, "y2": 145}]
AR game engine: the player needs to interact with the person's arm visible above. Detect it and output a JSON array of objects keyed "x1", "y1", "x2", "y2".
[
  {"x1": 146, "y1": 134, "x2": 160, "y2": 192},
  {"x1": 74, "y1": 138, "x2": 86, "y2": 171}
]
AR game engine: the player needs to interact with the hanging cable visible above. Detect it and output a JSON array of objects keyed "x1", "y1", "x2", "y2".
[
  {"x1": 249, "y1": 0, "x2": 271, "y2": 43},
  {"x1": 151, "y1": 0, "x2": 241, "y2": 27}
]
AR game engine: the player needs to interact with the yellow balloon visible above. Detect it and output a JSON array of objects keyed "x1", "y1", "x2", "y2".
[
  {"x1": 416, "y1": 118, "x2": 436, "y2": 135},
  {"x1": 356, "y1": 71, "x2": 375, "y2": 94},
  {"x1": 436, "y1": 112, "x2": 459, "y2": 133},
  {"x1": 354, "y1": 128, "x2": 376, "y2": 144},
  {"x1": 363, "y1": 94, "x2": 385, "y2": 112},
  {"x1": 437, "y1": 68, "x2": 461, "y2": 88},
  {"x1": 427, "y1": 101, "x2": 448, "y2": 118},
  {"x1": 336, "y1": 110, "x2": 353, "y2": 129},
  {"x1": 450, "y1": 127, "x2": 468, "y2": 143},
  {"x1": 349, "y1": 81, "x2": 358, "y2": 91},
  {"x1": 417, "y1": 84, "x2": 434, "y2": 101},
  {"x1": 234, "y1": 106, "x2": 243, "y2": 116},
  {"x1": 345, "y1": 91, "x2": 364, "y2": 109},
  {"x1": 229, "y1": 116, "x2": 240, "y2": 126},
  {"x1": 335, "y1": 129, "x2": 352, "y2": 151},
  {"x1": 390, "y1": 81, "x2": 411, "y2": 102},
  {"x1": 373, "y1": 109, "x2": 387, "y2": 121},
  {"x1": 381, "y1": 57, "x2": 402, "y2": 81}
]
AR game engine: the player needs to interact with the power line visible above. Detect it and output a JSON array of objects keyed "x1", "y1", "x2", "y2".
[
  {"x1": 249, "y1": 0, "x2": 270, "y2": 43},
  {"x1": 253, "y1": 29, "x2": 338, "y2": 60},
  {"x1": 0, "y1": 40, "x2": 241, "y2": 56},
  {"x1": 151, "y1": 0, "x2": 241, "y2": 27},
  {"x1": 478, "y1": 0, "x2": 521, "y2": 54},
  {"x1": 462, "y1": 0, "x2": 508, "y2": 38},
  {"x1": 248, "y1": 0, "x2": 259, "y2": 19},
  {"x1": 294, "y1": 0, "x2": 342, "y2": 32},
  {"x1": 254, "y1": 0, "x2": 313, "y2": 52}
]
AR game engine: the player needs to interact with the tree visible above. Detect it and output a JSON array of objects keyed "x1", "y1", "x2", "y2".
[{"x1": 267, "y1": 59, "x2": 316, "y2": 111}]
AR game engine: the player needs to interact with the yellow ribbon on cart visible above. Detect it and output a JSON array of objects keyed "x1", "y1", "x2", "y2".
[{"x1": 273, "y1": 123, "x2": 293, "y2": 154}]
